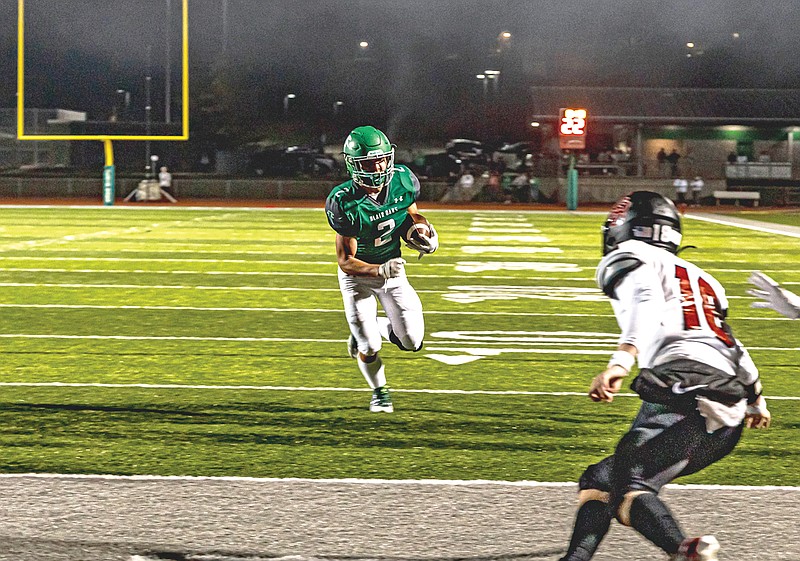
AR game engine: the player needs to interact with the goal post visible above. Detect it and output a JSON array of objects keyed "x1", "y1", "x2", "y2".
[{"x1": 16, "y1": 0, "x2": 190, "y2": 205}]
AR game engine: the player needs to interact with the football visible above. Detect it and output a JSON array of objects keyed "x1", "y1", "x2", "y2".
[{"x1": 400, "y1": 214, "x2": 431, "y2": 246}]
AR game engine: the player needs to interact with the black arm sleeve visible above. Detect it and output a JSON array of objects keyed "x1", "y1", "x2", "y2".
[{"x1": 745, "y1": 379, "x2": 763, "y2": 405}]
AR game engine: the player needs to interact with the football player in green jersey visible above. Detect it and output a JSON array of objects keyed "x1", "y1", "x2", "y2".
[{"x1": 325, "y1": 126, "x2": 439, "y2": 412}]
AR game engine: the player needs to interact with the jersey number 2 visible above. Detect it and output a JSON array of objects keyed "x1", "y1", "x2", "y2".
[
  {"x1": 675, "y1": 265, "x2": 735, "y2": 347},
  {"x1": 375, "y1": 219, "x2": 395, "y2": 247}
]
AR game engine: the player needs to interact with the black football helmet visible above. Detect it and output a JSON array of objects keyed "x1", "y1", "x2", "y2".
[{"x1": 602, "y1": 191, "x2": 682, "y2": 255}]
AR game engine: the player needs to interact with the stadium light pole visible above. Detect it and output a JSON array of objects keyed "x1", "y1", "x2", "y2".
[
  {"x1": 476, "y1": 74, "x2": 488, "y2": 98},
  {"x1": 116, "y1": 89, "x2": 130, "y2": 121},
  {"x1": 333, "y1": 100, "x2": 344, "y2": 116},
  {"x1": 485, "y1": 69, "x2": 500, "y2": 94},
  {"x1": 145, "y1": 45, "x2": 153, "y2": 177},
  {"x1": 222, "y1": 0, "x2": 229, "y2": 60},
  {"x1": 165, "y1": 0, "x2": 172, "y2": 123},
  {"x1": 284, "y1": 93, "x2": 296, "y2": 115},
  {"x1": 145, "y1": 76, "x2": 153, "y2": 176}
]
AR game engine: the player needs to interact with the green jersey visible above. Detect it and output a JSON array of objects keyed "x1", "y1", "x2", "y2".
[{"x1": 325, "y1": 165, "x2": 421, "y2": 264}]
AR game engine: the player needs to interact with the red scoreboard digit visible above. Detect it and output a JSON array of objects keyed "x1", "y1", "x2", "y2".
[{"x1": 558, "y1": 107, "x2": 587, "y2": 150}]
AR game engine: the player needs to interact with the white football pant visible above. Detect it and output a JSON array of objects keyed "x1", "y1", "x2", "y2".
[{"x1": 338, "y1": 267, "x2": 424, "y2": 355}]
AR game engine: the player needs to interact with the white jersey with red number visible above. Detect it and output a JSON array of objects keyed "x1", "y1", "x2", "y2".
[{"x1": 596, "y1": 240, "x2": 758, "y2": 385}]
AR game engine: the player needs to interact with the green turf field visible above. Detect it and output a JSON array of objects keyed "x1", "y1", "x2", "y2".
[
  {"x1": 730, "y1": 210, "x2": 800, "y2": 227},
  {"x1": 0, "y1": 206, "x2": 797, "y2": 485}
]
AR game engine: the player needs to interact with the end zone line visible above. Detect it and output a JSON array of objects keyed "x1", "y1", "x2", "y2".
[
  {"x1": 688, "y1": 213, "x2": 800, "y2": 238},
  {"x1": 0, "y1": 303, "x2": 792, "y2": 321},
  {"x1": 0, "y1": 472, "x2": 797, "y2": 491},
  {"x1": 0, "y1": 382, "x2": 796, "y2": 400}
]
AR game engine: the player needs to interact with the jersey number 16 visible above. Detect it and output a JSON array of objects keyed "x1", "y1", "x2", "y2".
[{"x1": 675, "y1": 265, "x2": 735, "y2": 347}]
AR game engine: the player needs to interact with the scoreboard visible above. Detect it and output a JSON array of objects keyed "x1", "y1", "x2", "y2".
[{"x1": 558, "y1": 108, "x2": 587, "y2": 150}]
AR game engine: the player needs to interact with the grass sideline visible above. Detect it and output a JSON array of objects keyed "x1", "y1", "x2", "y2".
[{"x1": 0, "y1": 207, "x2": 798, "y2": 485}]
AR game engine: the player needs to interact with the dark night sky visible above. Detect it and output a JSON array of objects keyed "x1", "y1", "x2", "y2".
[{"x1": 2, "y1": 1, "x2": 800, "y2": 140}]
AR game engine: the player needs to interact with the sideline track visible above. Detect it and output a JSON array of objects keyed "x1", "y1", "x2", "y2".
[{"x1": 0, "y1": 473, "x2": 797, "y2": 561}]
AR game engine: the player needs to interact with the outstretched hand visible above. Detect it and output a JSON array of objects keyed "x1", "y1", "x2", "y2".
[
  {"x1": 589, "y1": 365, "x2": 628, "y2": 403},
  {"x1": 748, "y1": 271, "x2": 800, "y2": 319},
  {"x1": 745, "y1": 395, "x2": 772, "y2": 429}
]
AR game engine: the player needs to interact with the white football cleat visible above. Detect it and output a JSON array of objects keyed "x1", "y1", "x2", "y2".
[{"x1": 671, "y1": 535, "x2": 719, "y2": 561}]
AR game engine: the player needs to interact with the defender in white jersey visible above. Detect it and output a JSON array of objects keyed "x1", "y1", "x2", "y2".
[{"x1": 559, "y1": 192, "x2": 771, "y2": 561}]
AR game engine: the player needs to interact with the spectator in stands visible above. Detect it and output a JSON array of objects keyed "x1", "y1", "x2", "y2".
[
  {"x1": 656, "y1": 148, "x2": 667, "y2": 177},
  {"x1": 597, "y1": 151, "x2": 612, "y2": 175},
  {"x1": 690, "y1": 176, "x2": 704, "y2": 206},
  {"x1": 758, "y1": 151, "x2": 771, "y2": 163},
  {"x1": 611, "y1": 149, "x2": 630, "y2": 176},
  {"x1": 441, "y1": 169, "x2": 478, "y2": 203},
  {"x1": 485, "y1": 169, "x2": 503, "y2": 202},
  {"x1": 159, "y1": 166, "x2": 175, "y2": 201},
  {"x1": 727, "y1": 151, "x2": 738, "y2": 164},
  {"x1": 509, "y1": 170, "x2": 536, "y2": 203},
  {"x1": 666, "y1": 149, "x2": 681, "y2": 177},
  {"x1": 673, "y1": 177, "x2": 689, "y2": 205}
]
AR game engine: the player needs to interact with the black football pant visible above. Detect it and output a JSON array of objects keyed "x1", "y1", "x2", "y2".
[{"x1": 580, "y1": 401, "x2": 743, "y2": 507}]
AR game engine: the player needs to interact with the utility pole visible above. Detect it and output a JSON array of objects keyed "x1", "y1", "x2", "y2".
[
  {"x1": 145, "y1": 44, "x2": 153, "y2": 177},
  {"x1": 222, "y1": 0, "x2": 229, "y2": 61},
  {"x1": 165, "y1": 0, "x2": 172, "y2": 123}
]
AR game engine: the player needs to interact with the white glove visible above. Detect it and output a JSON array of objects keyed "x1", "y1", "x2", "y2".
[
  {"x1": 378, "y1": 257, "x2": 406, "y2": 279},
  {"x1": 745, "y1": 395, "x2": 771, "y2": 429},
  {"x1": 747, "y1": 271, "x2": 800, "y2": 319},
  {"x1": 406, "y1": 223, "x2": 439, "y2": 255}
]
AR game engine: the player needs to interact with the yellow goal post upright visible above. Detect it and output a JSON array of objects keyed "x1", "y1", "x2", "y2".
[{"x1": 16, "y1": 0, "x2": 190, "y2": 205}]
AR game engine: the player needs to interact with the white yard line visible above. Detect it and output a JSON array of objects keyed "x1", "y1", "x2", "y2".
[
  {"x1": 0, "y1": 213, "x2": 248, "y2": 252},
  {"x1": 0, "y1": 332, "x2": 797, "y2": 351},
  {"x1": 0, "y1": 303, "x2": 616, "y2": 317},
  {"x1": 687, "y1": 213, "x2": 800, "y2": 238},
  {"x1": 0, "y1": 472, "x2": 797, "y2": 490},
  {"x1": 0, "y1": 302, "x2": 793, "y2": 321},
  {"x1": 0, "y1": 205, "x2": 607, "y2": 214},
  {"x1": 0, "y1": 281, "x2": 761, "y2": 301},
  {"x1": 0, "y1": 282, "x2": 344, "y2": 291},
  {"x1": 0, "y1": 381, "x2": 797, "y2": 400},
  {"x1": 0, "y1": 267, "x2": 597, "y2": 282}
]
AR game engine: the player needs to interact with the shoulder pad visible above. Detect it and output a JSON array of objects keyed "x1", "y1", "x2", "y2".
[
  {"x1": 325, "y1": 188, "x2": 359, "y2": 237},
  {"x1": 394, "y1": 165, "x2": 421, "y2": 199},
  {"x1": 596, "y1": 252, "x2": 644, "y2": 298}
]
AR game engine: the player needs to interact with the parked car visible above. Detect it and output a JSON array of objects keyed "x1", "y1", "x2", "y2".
[
  {"x1": 492, "y1": 141, "x2": 537, "y2": 171},
  {"x1": 247, "y1": 146, "x2": 338, "y2": 176},
  {"x1": 408, "y1": 152, "x2": 461, "y2": 179},
  {"x1": 445, "y1": 138, "x2": 485, "y2": 163}
]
